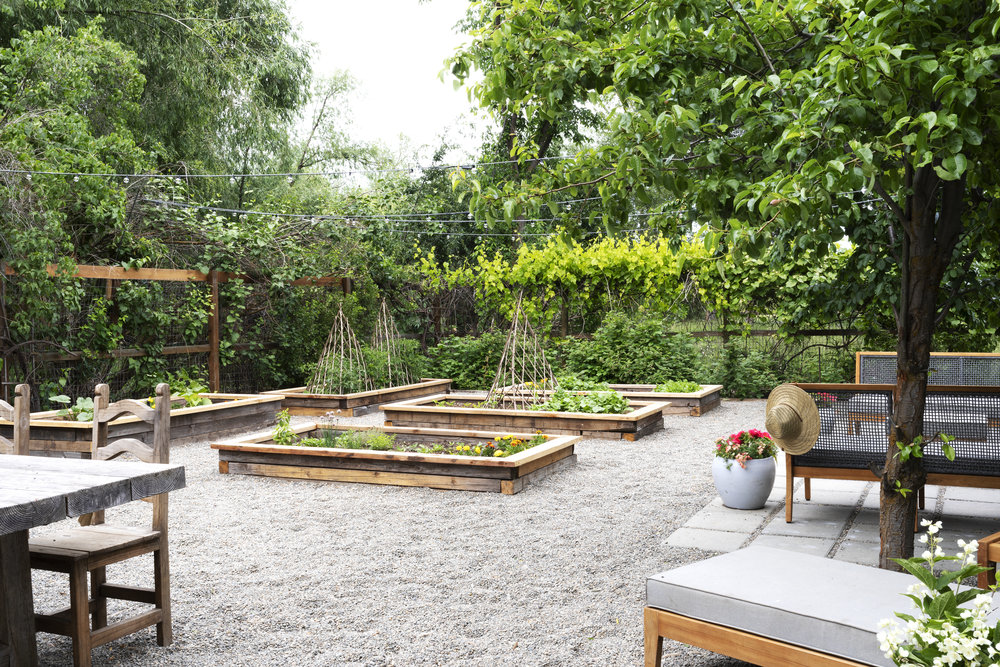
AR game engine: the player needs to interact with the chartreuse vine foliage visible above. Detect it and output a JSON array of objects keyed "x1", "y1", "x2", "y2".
[{"x1": 419, "y1": 235, "x2": 700, "y2": 328}]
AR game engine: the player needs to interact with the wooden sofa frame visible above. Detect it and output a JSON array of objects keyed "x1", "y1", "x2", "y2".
[
  {"x1": 643, "y1": 607, "x2": 866, "y2": 667},
  {"x1": 785, "y1": 383, "x2": 1000, "y2": 523},
  {"x1": 979, "y1": 530, "x2": 1000, "y2": 589}
]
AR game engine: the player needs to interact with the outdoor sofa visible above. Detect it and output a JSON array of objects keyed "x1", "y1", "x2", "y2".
[{"x1": 644, "y1": 545, "x2": 1000, "y2": 667}]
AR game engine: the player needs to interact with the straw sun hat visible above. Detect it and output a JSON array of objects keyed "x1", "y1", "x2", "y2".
[{"x1": 765, "y1": 384, "x2": 821, "y2": 455}]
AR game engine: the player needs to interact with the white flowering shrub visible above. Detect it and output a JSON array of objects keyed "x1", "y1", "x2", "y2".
[{"x1": 878, "y1": 520, "x2": 1000, "y2": 667}]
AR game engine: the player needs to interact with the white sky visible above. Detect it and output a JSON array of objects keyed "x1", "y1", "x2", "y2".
[{"x1": 287, "y1": 0, "x2": 485, "y2": 162}]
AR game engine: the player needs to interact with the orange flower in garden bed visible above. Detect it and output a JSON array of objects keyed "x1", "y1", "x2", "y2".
[
  {"x1": 715, "y1": 429, "x2": 777, "y2": 469},
  {"x1": 453, "y1": 433, "x2": 548, "y2": 458}
]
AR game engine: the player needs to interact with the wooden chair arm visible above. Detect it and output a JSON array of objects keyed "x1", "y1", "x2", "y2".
[{"x1": 977, "y1": 531, "x2": 1000, "y2": 589}]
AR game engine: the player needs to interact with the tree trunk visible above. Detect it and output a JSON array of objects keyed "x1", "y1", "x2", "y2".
[{"x1": 878, "y1": 168, "x2": 964, "y2": 570}]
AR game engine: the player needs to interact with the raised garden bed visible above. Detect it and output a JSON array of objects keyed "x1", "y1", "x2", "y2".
[
  {"x1": 604, "y1": 384, "x2": 722, "y2": 416},
  {"x1": 381, "y1": 393, "x2": 669, "y2": 441},
  {"x1": 263, "y1": 378, "x2": 452, "y2": 417},
  {"x1": 505, "y1": 384, "x2": 723, "y2": 417},
  {"x1": 212, "y1": 423, "x2": 579, "y2": 494},
  {"x1": 0, "y1": 393, "x2": 283, "y2": 455}
]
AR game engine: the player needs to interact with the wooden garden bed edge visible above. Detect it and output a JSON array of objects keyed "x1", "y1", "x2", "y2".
[{"x1": 211, "y1": 423, "x2": 580, "y2": 468}]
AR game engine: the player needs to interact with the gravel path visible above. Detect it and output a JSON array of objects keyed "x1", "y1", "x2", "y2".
[{"x1": 32, "y1": 399, "x2": 767, "y2": 666}]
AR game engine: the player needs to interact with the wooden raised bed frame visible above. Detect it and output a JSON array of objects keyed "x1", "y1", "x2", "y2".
[
  {"x1": 605, "y1": 384, "x2": 721, "y2": 416},
  {"x1": 506, "y1": 384, "x2": 722, "y2": 417},
  {"x1": 264, "y1": 378, "x2": 453, "y2": 417},
  {"x1": 0, "y1": 393, "x2": 282, "y2": 455},
  {"x1": 381, "y1": 393, "x2": 669, "y2": 441},
  {"x1": 212, "y1": 423, "x2": 579, "y2": 494}
]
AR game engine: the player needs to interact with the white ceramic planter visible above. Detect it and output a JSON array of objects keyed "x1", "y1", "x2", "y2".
[{"x1": 711, "y1": 456, "x2": 776, "y2": 509}]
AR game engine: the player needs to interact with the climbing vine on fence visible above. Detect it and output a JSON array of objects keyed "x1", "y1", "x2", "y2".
[{"x1": 418, "y1": 235, "x2": 700, "y2": 331}]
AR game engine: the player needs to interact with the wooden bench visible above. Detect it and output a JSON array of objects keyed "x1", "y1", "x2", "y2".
[
  {"x1": 785, "y1": 384, "x2": 1000, "y2": 522},
  {"x1": 645, "y1": 546, "x2": 999, "y2": 667}
]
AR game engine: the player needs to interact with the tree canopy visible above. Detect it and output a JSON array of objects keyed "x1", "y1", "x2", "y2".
[{"x1": 451, "y1": 0, "x2": 1000, "y2": 566}]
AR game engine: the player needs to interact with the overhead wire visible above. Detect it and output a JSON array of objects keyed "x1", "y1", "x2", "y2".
[
  {"x1": 142, "y1": 194, "x2": 880, "y2": 238},
  {"x1": 0, "y1": 152, "x2": 587, "y2": 180}
]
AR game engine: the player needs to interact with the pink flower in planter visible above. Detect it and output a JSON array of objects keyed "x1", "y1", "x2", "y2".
[{"x1": 714, "y1": 429, "x2": 778, "y2": 466}]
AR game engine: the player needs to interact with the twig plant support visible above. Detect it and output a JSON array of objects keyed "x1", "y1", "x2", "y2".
[
  {"x1": 269, "y1": 302, "x2": 451, "y2": 416},
  {"x1": 485, "y1": 293, "x2": 557, "y2": 409}
]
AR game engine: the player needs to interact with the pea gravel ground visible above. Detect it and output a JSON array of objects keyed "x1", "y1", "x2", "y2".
[{"x1": 32, "y1": 399, "x2": 767, "y2": 666}]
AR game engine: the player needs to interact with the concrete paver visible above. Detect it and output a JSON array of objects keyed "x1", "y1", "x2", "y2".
[
  {"x1": 832, "y1": 539, "x2": 880, "y2": 565},
  {"x1": 665, "y1": 526, "x2": 749, "y2": 553},
  {"x1": 751, "y1": 534, "x2": 837, "y2": 556},
  {"x1": 939, "y1": 499, "x2": 1000, "y2": 519},
  {"x1": 668, "y1": 467, "x2": 1000, "y2": 565}
]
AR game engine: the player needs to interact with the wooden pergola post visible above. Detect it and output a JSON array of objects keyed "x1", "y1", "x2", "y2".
[{"x1": 208, "y1": 270, "x2": 220, "y2": 392}]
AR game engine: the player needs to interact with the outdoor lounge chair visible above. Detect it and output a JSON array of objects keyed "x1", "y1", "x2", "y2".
[{"x1": 644, "y1": 546, "x2": 965, "y2": 667}]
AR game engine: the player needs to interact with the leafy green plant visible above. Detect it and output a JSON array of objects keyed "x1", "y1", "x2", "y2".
[
  {"x1": 272, "y1": 409, "x2": 297, "y2": 447},
  {"x1": 654, "y1": 380, "x2": 702, "y2": 393},
  {"x1": 555, "y1": 374, "x2": 610, "y2": 391},
  {"x1": 878, "y1": 520, "x2": 1000, "y2": 666},
  {"x1": 531, "y1": 387, "x2": 630, "y2": 414},
  {"x1": 161, "y1": 369, "x2": 212, "y2": 407},
  {"x1": 49, "y1": 395, "x2": 95, "y2": 422},
  {"x1": 896, "y1": 434, "x2": 957, "y2": 465}
]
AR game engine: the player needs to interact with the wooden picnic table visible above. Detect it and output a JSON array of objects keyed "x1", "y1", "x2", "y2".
[{"x1": 0, "y1": 456, "x2": 185, "y2": 666}]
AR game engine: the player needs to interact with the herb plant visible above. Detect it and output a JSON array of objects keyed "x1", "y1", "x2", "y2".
[{"x1": 272, "y1": 409, "x2": 297, "y2": 447}]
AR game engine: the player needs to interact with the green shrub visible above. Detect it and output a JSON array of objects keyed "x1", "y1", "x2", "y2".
[
  {"x1": 793, "y1": 349, "x2": 855, "y2": 384},
  {"x1": 426, "y1": 331, "x2": 507, "y2": 390},
  {"x1": 562, "y1": 311, "x2": 699, "y2": 384},
  {"x1": 706, "y1": 349, "x2": 780, "y2": 399}
]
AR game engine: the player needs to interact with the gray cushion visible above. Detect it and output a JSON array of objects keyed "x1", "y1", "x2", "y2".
[{"x1": 646, "y1": 546, "x2": 915, "y2": 666}]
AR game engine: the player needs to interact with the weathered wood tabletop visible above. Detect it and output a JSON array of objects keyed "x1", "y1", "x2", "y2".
[{"x1": 0, "y1": 456, "x2": 185, "y2": 667}]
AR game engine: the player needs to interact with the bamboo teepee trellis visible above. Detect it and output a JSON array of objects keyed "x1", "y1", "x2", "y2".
[
  {"x1": 371, "y1": 299, "x2": 413, "y2": 387},
  {"x1": 485, "y1": 294, "x2": 557, "y2": 409},
  {"x1": 306, "y1": 305, "x2": 374, "y2": 394}
]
